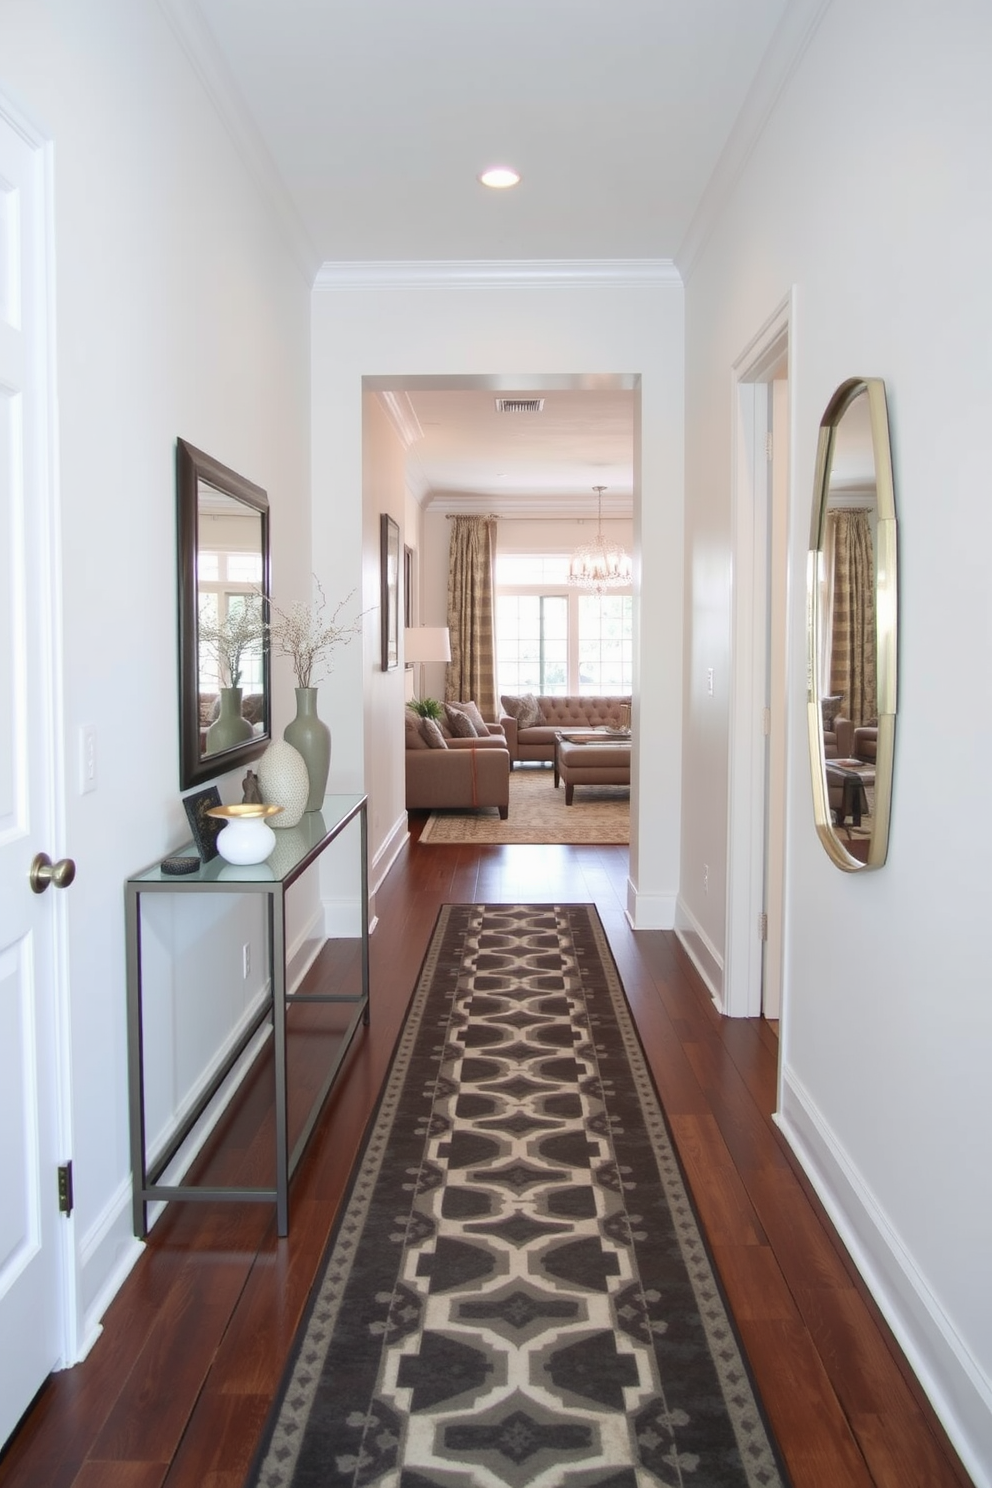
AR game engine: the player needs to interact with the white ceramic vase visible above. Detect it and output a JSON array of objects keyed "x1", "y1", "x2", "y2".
[
  {"x1": 257, "y1": 739, "x2": 310, "y2": 827},
  {"x1": 215, "y1": 814, "x2": 277, "y2": 865}
]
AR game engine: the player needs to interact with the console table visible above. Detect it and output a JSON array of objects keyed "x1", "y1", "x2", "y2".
[{"x1": 125, "y1": 793, "x2": 369, "y2": 1238}]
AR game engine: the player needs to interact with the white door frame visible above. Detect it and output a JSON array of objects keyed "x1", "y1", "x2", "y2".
[
  {"x1": 0, "y1": 90, "x2": 77, "y2": 1385},
  {"x1": 724, "y1": 294, "x2": 792, "y2": 1019}
]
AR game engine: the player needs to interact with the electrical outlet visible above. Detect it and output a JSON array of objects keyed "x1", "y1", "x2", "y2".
[
  {"x1": 242, "y1": 942, "x2": 251, "y2": 980},
  {"x1": 703, "y1": 863, "x2": 709, "y2": 894}
]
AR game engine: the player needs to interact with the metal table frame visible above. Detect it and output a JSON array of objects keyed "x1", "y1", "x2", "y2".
[{"x1": 125, "y1": 794, "x2": 369, "y2": 1237}]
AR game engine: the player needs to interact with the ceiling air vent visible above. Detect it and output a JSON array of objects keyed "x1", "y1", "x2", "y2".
[{"x1": 494, "y1": 398, "x2": 545, "y2": 414}]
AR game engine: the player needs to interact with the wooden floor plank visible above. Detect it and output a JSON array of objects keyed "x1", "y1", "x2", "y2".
[{"x1": 0, "y1": 826, "x2": 971, "y2": 1488}]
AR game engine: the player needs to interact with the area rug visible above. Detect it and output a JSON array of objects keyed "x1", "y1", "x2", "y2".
[
  {"x1": 248, "y1": 904, "x2": 788, "y2": 1488},
  {"x1": 419, "y1": 767, "x2": 629, "y2": 845}
]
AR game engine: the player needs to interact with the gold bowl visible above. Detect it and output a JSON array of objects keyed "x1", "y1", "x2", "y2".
[{"x1": 206, "y1": 803, "x2": 284, "y2": 821}]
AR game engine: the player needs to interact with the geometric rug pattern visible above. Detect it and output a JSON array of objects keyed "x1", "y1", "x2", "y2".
[{"x1": 248, "y1": 904, "x2": 788, "y2": 1487}]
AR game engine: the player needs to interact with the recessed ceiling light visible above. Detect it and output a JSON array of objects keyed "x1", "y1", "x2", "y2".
[{"x1": 479, "y1": 166, "x2": 521, "y2": 189}]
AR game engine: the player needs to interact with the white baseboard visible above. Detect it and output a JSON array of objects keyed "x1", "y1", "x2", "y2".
[
  {"x1": 75, "y1": 1175, "x2": 146, "y2": 1364},
  {"x1": 778, "y1": 1067, "x2": 992, "y2": 1488},
  {"x1": 371, "y1": 812, "x2": 409, "y2": 896},
  {"x1": 624, "y1": 877, "x2": 677, "y2": 929},
  {"x1": 673, "y1": 896, "x2": 724, "y2": 1009}
]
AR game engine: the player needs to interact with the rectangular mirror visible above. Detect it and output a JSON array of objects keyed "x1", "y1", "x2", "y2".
[{"x1": 177, "y1": 439, "x2": 271, "y2": 790}]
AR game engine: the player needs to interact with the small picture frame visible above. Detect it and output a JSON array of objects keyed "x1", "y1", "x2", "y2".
[
  {"x1": 183, "y1": 786, "x2": 223, "y2": 862},
  {"x1": 380, "y1": 513, "x2": 400, "y2": 671}
]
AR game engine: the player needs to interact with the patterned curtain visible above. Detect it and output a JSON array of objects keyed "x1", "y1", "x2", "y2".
[
  {"x1": 828, "y1": 509, "x2": 877, "y2": 727},
  {"x1": 446, "y1": 516, "x2": 497, "y2": 719}
]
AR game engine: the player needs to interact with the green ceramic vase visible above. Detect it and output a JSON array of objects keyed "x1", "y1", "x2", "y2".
[
  {"x1": 204, "y1": 686, "x2": 253, "y2": 757},
  {"x1": 283, "y1": 687, "x2": 330, "y2": 811}
]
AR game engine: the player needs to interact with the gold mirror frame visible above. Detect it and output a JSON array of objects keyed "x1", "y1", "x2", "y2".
[{"x1": 807, "y1": 378, "x2": 897, "y2": 871}]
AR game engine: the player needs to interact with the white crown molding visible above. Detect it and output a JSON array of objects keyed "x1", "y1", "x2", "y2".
[
  {"x1": 676, "y1": 0, "x2": 834, "y2": 283},
  {"x1": 156, "y1": 0, "x2": 320, "y2": 284},
  {"x1": 314, "y1": 260, "x2": 682, "y2": 293},
  {"x1": 375, "y1": 391, "x2": 424, "y2": 451},
  {"x1": 424, "y1": 494, "x2": 634, "y2": 519}
]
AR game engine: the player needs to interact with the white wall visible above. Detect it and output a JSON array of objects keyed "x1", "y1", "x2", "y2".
[
  {"x1": 0, "y1": 0, "x2": 313, "y2": 1351},
  {"x1": 681, "y1": 0, "x2": 992, "y2": 1476},
  {"x1": 311, "y1": 274, "x2": 684, "y2": 930}
]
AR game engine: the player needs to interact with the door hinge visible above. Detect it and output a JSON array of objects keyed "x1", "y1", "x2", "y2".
[
  {"x1": 57, "y1": 1161, "x2": 73, "y2": 1217},
  {"x1": 758, "y1": 912, "x2": 768, "y2": 942},
  {"x1": 762, "y1": 706, "x2": 771, "y2": 736},
  {"x1": 765, "y1": 431, "x2": 774, "y2": 462}
]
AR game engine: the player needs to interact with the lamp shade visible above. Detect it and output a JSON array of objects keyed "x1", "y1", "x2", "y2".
[{"x1": 404, "y1": 626, "x2": 451, "y2": 664}]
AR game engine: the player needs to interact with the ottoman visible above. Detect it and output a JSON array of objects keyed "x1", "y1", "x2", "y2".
[{"x1": 556, "y1": 738, "x2": 631, "y2": 804}]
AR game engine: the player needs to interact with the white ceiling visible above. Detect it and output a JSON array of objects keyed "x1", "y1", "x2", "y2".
[
  {"x1": 178, "y1": 0, "x2": 802, "y2": 513},
  {"x1": 375, "y1": 382, "x2": 637, "y2": 516},
  {"x1": 194, "y1": 0, "x2": 793, "y2": 264}
]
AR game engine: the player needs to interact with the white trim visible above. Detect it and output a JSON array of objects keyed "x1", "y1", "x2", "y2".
[
  {"x1": 371, "y1": 812, "x2": 409, "y2": 899},
  {"x1": 676, "y1": 0, "x2": 833, "y2": 282},
  {"x1": 777, "y1": 1069, "x2": 992, "y2": 1488},
  {"x1": 77, "y1": 1177, "x2": 145, "y2": 1361},
  {"x1": 673, "y1": 897, "x2": 724, "y2": 1009},
  {"x1": 155, "y1": 0, "x2": 318, "y2": 283},
  {"x1": 0, "y1": 92, "x2": 80, "y2": 1371},
  {"x1": 375, "y1": 391, "x2": 424, "y2": 452},
  {"x1": 624, "y1": 879, "x2": 677, "y2": 931},
  {"x1": 724, "y1": 295, "x2": 792, "y2": 1020},
  {"x1": 315, "y1": 259, "x2": 681, "y2": 293}
]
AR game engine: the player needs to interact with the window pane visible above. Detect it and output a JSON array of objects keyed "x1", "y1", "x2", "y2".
[
  {"x1": 496, "y1": 593, "x2": 569, "y2": 697},
  {"x1": 577, "y1": 595, "x2": 633, "y2": 695},
  {"x1": 496, "y1": 554, "x2": 570, "y2": 585}
]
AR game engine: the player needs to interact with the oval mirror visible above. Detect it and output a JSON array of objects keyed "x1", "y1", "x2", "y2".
[
  {"x1": 807, "y1": 379, "x2": 897, "y2": 870},
  {"x1": 177, "y1": 439, "x2": 271, "y2": 790}
]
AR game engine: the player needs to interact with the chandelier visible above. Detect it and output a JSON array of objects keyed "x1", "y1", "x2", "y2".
[{"x1": 567, "y1": 486, "x2": 632, "y2": 594}]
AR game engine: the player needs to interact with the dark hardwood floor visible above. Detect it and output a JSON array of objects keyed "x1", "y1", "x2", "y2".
[{"x1": 0, "y1": 823, "x2": 972, "y2": 1487}]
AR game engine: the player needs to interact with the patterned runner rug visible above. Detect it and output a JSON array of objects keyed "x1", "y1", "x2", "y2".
[{"x1": 248, "y1": 904, "x2": 788, "y2": 1488}]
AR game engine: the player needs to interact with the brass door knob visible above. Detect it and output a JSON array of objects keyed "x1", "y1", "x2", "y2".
[{"x1": 29, "y1": 852, "x2": 76, "y2": 894}]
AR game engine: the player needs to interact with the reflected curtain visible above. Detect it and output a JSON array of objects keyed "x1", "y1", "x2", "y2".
[
  {"x1": 446, "y1": 516, "x2": 497, "y2": 719},
  {"x1": 827, "y1": 509, "x2": 876, "y2": 727}
]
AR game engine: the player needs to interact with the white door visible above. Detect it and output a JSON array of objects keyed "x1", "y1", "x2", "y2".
[{"x1": 0, "y1": 104, "x2": 70, "y2": 1448}]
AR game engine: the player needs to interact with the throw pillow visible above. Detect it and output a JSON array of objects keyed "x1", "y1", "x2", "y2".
[
  {"x1": 420, "y1": 717, "x2": 449, "y2": 750},
  {"x1": 503, "y1": 692, "x2": 544, "y2": 731},
  {"x1": 444, "y1": 704, "x2": 480, "y2": 739},
  {"x1": 820, "y1": 694, "x2": 844, "y2": 728},
  {"x1": 405, "y1": 708, "x2": 430, "y2": 750},
  {"x1": 450, "y1": 699, "x2": 489, "y2": 734}
]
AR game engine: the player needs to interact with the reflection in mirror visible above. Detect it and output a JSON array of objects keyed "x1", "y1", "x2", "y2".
[
  {"x1": 177, "y1": 441, "x2": 270, "y2": 790},
  {"x1": 807, "y1": 379, "x2": 897, "y2": 871}
]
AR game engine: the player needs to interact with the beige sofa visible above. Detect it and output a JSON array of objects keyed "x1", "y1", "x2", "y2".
[
  {"x1": 499, "y1": 695, "x2": 631, "y2": 764},
  {"x1": 405, "y1": 706, "x2": 510, "y2": 817}
]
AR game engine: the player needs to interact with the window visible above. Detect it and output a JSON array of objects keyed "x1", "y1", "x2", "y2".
[
  {"x1": 496, "y1": 595, "x2": 568, "y2": 695},
  {"x1": 495, "y1": 554, "x2": 632, "y2": 698},
  {"x1": 578, "y1": 593, "x2": 632, "y2": 694},
  {"x1": 197, "y1": 549, "x2": 265, "y2": 693}
]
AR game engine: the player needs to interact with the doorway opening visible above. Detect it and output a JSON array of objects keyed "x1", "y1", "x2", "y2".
[{"x1": 366, "y1": 373, "x2": 639, "y2": 850}]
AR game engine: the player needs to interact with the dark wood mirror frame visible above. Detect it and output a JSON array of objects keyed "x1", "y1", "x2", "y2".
[{"x1": 177, "y1": 439, "x2": 271, "y2": 790}]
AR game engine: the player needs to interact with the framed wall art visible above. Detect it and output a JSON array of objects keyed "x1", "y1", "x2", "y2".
[
  {"x1": 183, "y1": 785, "x2": 223, "y2": 861},
  {"x1": 380, "y1": 513, "x2": 400, "y2": 671}
]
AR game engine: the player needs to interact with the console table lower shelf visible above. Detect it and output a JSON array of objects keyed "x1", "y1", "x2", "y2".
[{"x1": 125, "y1": 793, "x2": 369, "y2": 1238}]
